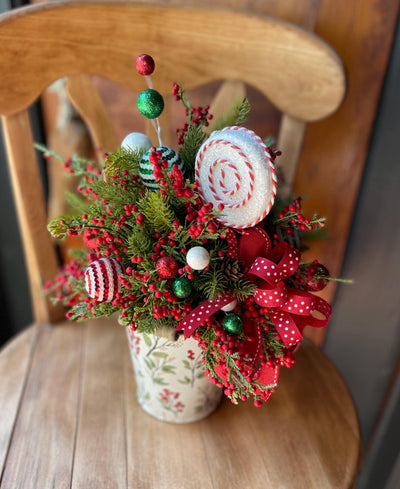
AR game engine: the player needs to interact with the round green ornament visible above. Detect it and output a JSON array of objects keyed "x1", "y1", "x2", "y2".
[
  {"x1": 171, "y1": 277, "x2": 193, "y2": 299},
  {"x1": 222, "y1": 313, "x2": 243, "y2": 334},
  {"x1": 137, "y1": 89, "x2": 164, "y2": 119}
]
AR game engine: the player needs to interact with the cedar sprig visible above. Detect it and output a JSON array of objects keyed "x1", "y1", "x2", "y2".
[
  {"x1": 194, "y1": 269, "x2": 228, "y2": 300},
  {"x1": 104, "y1": 147, "x2": 141, "y2": 178},
  {"x1": 127, "y1": 229, "x2": 153, "y2": 257},
  {"x1": 138, "y1": 192, "x2": 176, "y2": 233},
  {"x1": 226, "y1": 277, "x2": 257, "y2": 302},
  {"x1": 211, "y1": 97, "x2": 251, "y2": 132},
  {"x1": 178, "y1": 125, "x2": 207, "y2": 181},
  {"x1": 36, "y1": 143, "x2": 102, "y2": 180}
]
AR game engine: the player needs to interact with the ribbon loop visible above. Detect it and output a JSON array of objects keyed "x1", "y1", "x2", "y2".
[
  {"x1": 254, "y1": 280, "x2": 288, "y2": 308},
  {"x1": 177, "y1": 293, "x2": 233, "y2": 339},
  {"x1": 176, "y1": 229, "x2": 331, "y2": 352}
]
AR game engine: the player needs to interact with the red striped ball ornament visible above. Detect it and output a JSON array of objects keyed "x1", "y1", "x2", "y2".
[{"x1": 84, "y1": 258, "x2": 123, "y2": 302}]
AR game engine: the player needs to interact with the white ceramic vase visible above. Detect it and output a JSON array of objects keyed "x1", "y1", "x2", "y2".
[{"x1": 126, "y1": 328, "x2": 222, "y2": 423}]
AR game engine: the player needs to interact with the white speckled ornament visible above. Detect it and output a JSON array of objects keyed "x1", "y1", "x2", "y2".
[
  {"x1": 121, "y1": 132, "x2": 152, "y2": 154},
  {"x1": 140, "y1": 146, "x2": 184, "y2": 189},
  {"x1": 84, "y1": 257, "x2": 123, "y2": 302},
  {"x1": 195, "y1": 126, "x2": 277, "y2": 229},
  {"x1": 186, "y1": 246, "x2": 210, "y2": 270}
]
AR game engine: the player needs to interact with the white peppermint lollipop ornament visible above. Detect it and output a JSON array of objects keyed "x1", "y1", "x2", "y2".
[{"x1": 195, "y1": 126, "x2": 277, "y2": 229}]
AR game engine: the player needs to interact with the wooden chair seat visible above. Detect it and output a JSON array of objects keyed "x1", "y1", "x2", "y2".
[{"x1": 0, "y1": 318, "x2": 360, "y2": 488}]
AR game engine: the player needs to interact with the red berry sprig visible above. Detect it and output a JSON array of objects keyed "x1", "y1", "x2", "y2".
[
  {"x1": 272, "y1": 197, "x2": 326, "y2": 244},
  {"x1": 290, "y1": 260, "x2": 330, "y2": 291},
  {"x1": 172, "y1": 83, "x2": 213, "y2": 145}
]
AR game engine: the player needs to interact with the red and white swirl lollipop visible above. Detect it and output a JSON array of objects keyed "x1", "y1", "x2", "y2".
[{"x1": 195, "y1": 126, "x2": 277, "y2": 229}]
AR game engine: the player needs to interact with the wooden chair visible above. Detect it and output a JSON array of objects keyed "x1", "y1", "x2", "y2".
[{"x1": 0, "y1": 2, "x2": 359, "y2": 488}]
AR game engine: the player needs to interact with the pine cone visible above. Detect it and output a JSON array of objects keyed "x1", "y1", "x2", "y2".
[{"x1": 221, "y1": 257, "x2": 243, "y2": 281}]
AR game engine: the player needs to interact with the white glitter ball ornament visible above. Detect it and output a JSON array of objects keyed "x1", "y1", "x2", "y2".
[
  {"x1": 139, "y1": 146, "x2": 184, "y2": 189},
  {"x1": 195, "y1": 126, "x2": 277, "y2": 229},
  {"x1": 186, "y1": 246, "x2": 210, "y2": 270},
  {"x1": 84, "y1": 257, "x2": 123, "y2": 302},
  {"x1": 121, "y1": 132, "x2": 152, "y2": 154},
  {"x1": 221, "y1": 299, "x2": 238, "y2": 312}
]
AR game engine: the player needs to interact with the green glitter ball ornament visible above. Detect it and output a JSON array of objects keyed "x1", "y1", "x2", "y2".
[
  {"x1": 171, "y1": 277, "x2": 193, "y2": 299},
  {"x1": 222, "y1": 313, "x2": 243, "y2": 334},
  {"x1": 137, "y1": 89, "x2": 164, "y2": 119}
]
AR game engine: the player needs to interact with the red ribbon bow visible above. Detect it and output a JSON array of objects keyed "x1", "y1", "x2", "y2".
[
  {"x1": 177, "y1": 227, "x2": 331, "y2": 348},
  {"x1": 247, "y1": 238, "x2": 331, "y2": 348}
]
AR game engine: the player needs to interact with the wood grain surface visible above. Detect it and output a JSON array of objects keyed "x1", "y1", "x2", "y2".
[
  {"x1": 1, "y1": 111, "x2": 64, "y2": 324},
  {"x1": 0, "y1": 318, "x2": 360, "y2": 489},
  {"x1": 0, "y1": 2, "x2": 345, "y2": 120}
]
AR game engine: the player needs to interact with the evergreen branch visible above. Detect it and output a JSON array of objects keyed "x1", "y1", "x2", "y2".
[
  {"x1": 233, "y1": 98, "x2": 251, "y2": 126},
  {"x1": 179, "y1": 125, "x2": 207, "y2": 181},
  {"x1": 138, "y1": 192, "x2": 176, "y2": 233},
  {"x1": 64, "y1": 190, "x2": 90, "y2": 213},
  {"x1": 104, "y1": 147, "x2": 142, "y2": 177},
  {"x1": 228, "y1": 277, "x2": 257, "y2": 301},
  {"x1": 127, "y1": 229, "x2": 153, "y2": 257},
  {"x1": 194, "y1": 269, "x2": 228, "y2": 300},
  {"x1": 211, "y1": 98, "x2": 251, "y2": 131}
]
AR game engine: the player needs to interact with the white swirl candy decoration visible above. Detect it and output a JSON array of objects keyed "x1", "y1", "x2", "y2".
[{"x1": 195, "y1": 126, "x2": 277, "y2": 229}]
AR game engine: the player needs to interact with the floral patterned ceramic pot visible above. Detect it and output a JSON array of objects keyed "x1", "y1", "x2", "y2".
[{"x1": 126, "y1": 328, "x2": 222, "y2": 423}]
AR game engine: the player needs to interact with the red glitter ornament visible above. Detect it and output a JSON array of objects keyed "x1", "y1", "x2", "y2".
[
  {"x1": 156, "y1": 256, "x2": 178, "y2": 279},
  {"x1": 135, "y1": 54, "x2": 155, "y2": 76}
]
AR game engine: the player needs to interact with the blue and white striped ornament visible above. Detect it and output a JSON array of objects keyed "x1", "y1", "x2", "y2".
[
  {"x1": 139, "y1": 146, "x2": 184, "y2": 189},
  {"x1": 84, "y1": 257, "x2": 123, "y2": 302}
]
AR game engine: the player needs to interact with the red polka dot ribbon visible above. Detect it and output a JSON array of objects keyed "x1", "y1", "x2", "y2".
[
  {"x1": 176, "y1": 227, "x2": 331, "y2": 348},
  {"x1": 178, "y1": 293, "x2": 234, "y2": 339},
  {"x1": 248, "y1": 241, "x2": 331, "y2": 348}
]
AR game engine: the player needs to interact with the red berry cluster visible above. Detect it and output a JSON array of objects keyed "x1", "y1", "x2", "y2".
[
  {"x1": 291, "y1": 260, "x2": 330, "y2": 292},
  {"x1": 149, "y1": 147, "x2": 195, "y2": 200},
  {"x1": 272, "y1": 197, "x2": 325, "y2": 243},
  {"x1": 172, "y1": 82, "x2": 213, "y2": 145},
  {"x1": 194, "y1": 298, "x2": 295, "y2": 406},
  {"x1": 43, "y1": 259, "x2": 86, "y2": 308}
]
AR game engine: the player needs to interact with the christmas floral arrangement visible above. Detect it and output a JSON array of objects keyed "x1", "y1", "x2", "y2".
[{"x1": 44, "y1": 54, "x2": 336, "y2": 407}]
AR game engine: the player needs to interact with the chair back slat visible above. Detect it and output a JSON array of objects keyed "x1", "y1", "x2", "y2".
[
  {"x1": 1, "y1": 111, "x2": 63, "y2": 323},
  {"x1": 66, "y1": 75, "x2": 119, "y2": 158},
  {"x1": 208, "y1": 81, "x2": 247, "y2": 130},
  {"x1": 277, "y1": 115, "x2": 307, "y2": 199}
]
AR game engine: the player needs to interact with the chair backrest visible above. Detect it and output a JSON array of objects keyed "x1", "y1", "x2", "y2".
[{"x1": 0, "y1": 1, "x2": 345, "y2": 324}]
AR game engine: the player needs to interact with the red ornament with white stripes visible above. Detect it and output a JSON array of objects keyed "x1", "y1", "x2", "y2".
[
  {"x1": 195, "y1": 126, "x2": 277, "y2": 229},
  {"x1": 84, "y1": 257, "x2": 123, "y2": 302}
]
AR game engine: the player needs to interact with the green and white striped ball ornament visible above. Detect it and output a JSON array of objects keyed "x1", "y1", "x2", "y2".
[{"x1": 139, "y1": 146, "x2": 184, "y2": 189}]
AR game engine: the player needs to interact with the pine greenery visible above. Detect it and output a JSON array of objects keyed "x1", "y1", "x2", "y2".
[
  {"x1": 138, "y1": 192, "x2": 176, "y2": 233},
  {"x1": 178, "y1": 125, "x2": 207, "y2": 181},
  {"x1": 211, "y1": 98, "x2": 251, "y2": 131}
]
